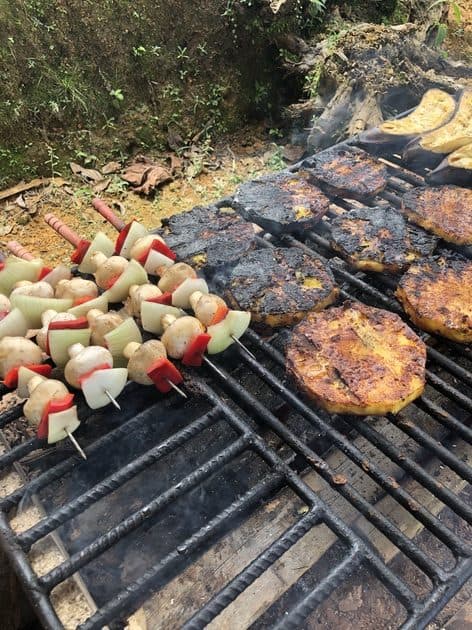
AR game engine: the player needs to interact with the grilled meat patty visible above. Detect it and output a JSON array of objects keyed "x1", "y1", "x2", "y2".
[
  {"x1": 304, "y1": 146, "x2": 388, "y2": 200},
  {"x1": 330, "y1": 206, "x2": 438, "y2": 273},
  {"x1": 159, "y1": 205, "x2": 256, "y2": 271},
  {"x1": 225, "y1": 247, "x2": 338, "y2": 328},
  {"x1": 286, "y1": 301, "x2": 426, "y2": 415},
  {"x1": 396, "y1": 253, "x2": 472, "y2": 343},
  {"x1": 401, "y1": 185, "x2": 472, "y2": 246},
  {"x1": 232, "y1": 171, "x2": 330, "y2": 234}
]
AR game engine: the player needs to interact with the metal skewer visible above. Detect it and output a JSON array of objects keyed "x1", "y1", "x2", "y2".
[
  {"x1": 230, "y1": 335, "x2": 256, "y2": 359},
  {"x1": 65, "y1": 429, "x2": 87, "y2": 460},
  {"x1": 165, "y1": 379, "x2": 188, "y2": 399},
  {"x1": 104, "y1": 389, "x2": 121, "y2": 410},
  {"x1": 202, "y1": 356, "x2": 227, "y2": 380}
]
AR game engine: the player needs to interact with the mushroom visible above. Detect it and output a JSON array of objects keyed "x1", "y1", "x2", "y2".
[
  {"x1": 87, "y1": 309, "x2": 123, "y2": 346},
  {"x1": 129, "y1": 234, "x2": 165, "y2": 260},
  {"x1": 23, "y1": 376, "x2": 69, "y2": 426},
  {"x1": 91, "y1": 252, "x2": 129, "y2": 290},
  {"x1": 10, "y1": 281, "x2": 54, "y2": 299},
  {"x1": 55, "y1": 278, "x2": 98, "y2": 300},
  {"x1": 157, "y1": 263, "x2": 196, "y2": 293},
  {"x1": 125, "y1": 284, "x2": 161, "y2": 318},
  {"x1": 0, "y1": 295, "x2": 10, "y2": 316},
  {"x1": 189, "y1": 292, "x2": 228, "y2": 327},
  {"x1": 64, "y1": 343, "x2": 113, "y2": 389},
  {"x1": 0, "y1": 337, "x2": 43, "y2": 378},
  {"x1": 36, "y1": 310, "x2": 76, "y2": 351},
  {"x1": 161, "y1": 315, "x2": 205, "y2": 359},
  {"x1": 123, "y1": 340, "x2": 167, "y2": 385}
]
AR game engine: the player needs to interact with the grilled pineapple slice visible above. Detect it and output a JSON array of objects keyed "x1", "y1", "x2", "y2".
[
  {"x1": 396, "y1": 253, "x2": 472, "y2": 343},
  {"x1": 286, "y1": 302, "x2": 426, "y2": 416},
  {"x1": 380, "y1": 89, "x2": 456, "y2": 136}
]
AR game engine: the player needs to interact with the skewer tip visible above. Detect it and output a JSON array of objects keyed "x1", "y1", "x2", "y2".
[
  {"x1": 230, "y1": 335, "x2": 256, "y2": 359},
  {"x1": 165, "y1": 379, "x2": 188, "y2": 399},
  {"x1": 65, "y1": 429, "x2": 87, "y2": 460},
  {"x1": 202, "y1": 356, "x2": 227, "y2": 380},
  {"x1": 104, "y1": 389, "x2": 121, "y2": 410}
]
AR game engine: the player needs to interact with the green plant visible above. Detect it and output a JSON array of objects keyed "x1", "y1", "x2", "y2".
[
  {"x1": 45, "y1": 144, "x2": 61, "y2": 178},
  {"x1": 429, "y1": 0, "x2": 462, "y2": 47},
  {"x1": 265, "y1": 144, "x2": 285, "y2": 171},
  {"x1": 109, "y1": 88, "x2": 124, "y2": 103},
  {"x1": 75, "y1": 150, "x2": 98, "y2": 166}
]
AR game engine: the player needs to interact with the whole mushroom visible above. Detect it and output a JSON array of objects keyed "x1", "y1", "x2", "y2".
[
  {"x1": 190, "y1": 292, "x2": 228, "y2": 327},
  {"x1": 157, "y1": 263, "x2": 196, "y2": 293},
  {"x1": 55, "y1": 278, "x2": 98, "y2": 300},
  {"x1": 125, "y1": 284, "x2": 161, "y2": 318},
  {"x1": 0, "y1": 337, "x2": 43, "y2": 378},
  {"x1": 87, "y1": 309, "x2": 123, "y2": 346},
  {"x1": 124, "y1": 340, "x2": 167, "y2": 384},
  {"x1": 36, "y1": 310, "x2": 76, "y2": 351},
  {"x1": 129, "y1": 235, "x2": 165, "y2": 261},
  {"x1": 23, "y1": 376, "x2": 69, "y2": 426},
  {"x1": 64, "y1": 343, "x2": 113, "y2": 389},
  {"x1": 91, "y1": 252, "x2": 129, "y2": 290},
  {"x1": 10, "y1": 281, "x2": 54, "y2": 299},
  {"x1": 161, "y1": 315, "x2": 205, "y2": 359}
]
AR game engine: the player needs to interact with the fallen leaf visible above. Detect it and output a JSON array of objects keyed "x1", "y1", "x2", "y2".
[
  {"x1": 133, "y1": 166, "x2": 172, "y2": 195},
  {"x1": 93, "y1": 178, "x2": 111, "y2": 193},
  {"x1": 69, "y1": 162, "x2": 82, "y2": 175},
  {"x1": 122, "y1": 156, "x2": 172, "y2": 195},
  {"x1": 102, "y1": 161, "x2": 121, "y2": 175},
  {"x1": 121, "y1": 163, "x2": 152, "y2": 187},
  {"x1": 169, "y1": 154, "x2": 184, "y2": 172},
  {"x1": 69, "y1": 162, "x2": 104, "y2": 183}
]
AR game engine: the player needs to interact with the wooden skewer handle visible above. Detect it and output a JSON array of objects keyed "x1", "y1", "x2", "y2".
[
  {"x1": 6, "y1": 241, "x2": 34, "y2": 260},
  {"x1": 92, "y1": 197, "x2": 125, "y2": 232},
  {"x1": 44, "y1": 213, "x2": 82, "y2": 247}
]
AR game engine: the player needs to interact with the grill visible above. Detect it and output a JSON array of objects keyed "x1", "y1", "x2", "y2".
[{"x1": 0, "y1": 131, "x2": 470, "y2": 630}]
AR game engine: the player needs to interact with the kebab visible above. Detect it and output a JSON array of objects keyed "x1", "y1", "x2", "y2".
[
  {"x1": 123, "y1": 340, "x2": 185, "y2": 397},
  {"x1": 0, "y1": 336, "x2": 49, "y2": 389},
  {"x1": 7, "y1": 240, "x2": 72, "y2": 289},
  {"x1": 43, "y1": 213, "x2": 115, "y2": 273},
  {"x1": 0, "y1": 294, "x2": 29, "y2": 341}
]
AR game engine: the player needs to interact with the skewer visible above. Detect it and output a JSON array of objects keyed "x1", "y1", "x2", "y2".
[
  {"x1": 7, "y1": 241, "x2": 34, "y2": 260},
  {"x1": 165, "y1": 379, "x2": 188, "y2": 399},
  {"x1": 202, "y1": 356, "x2": 227, "y2": 380},
  {"x1": 230, "y1": 335, "x2": 256, "y2": 359},
  {"x1": 92, "y1": 198, "x2": 126, "y2": 231},
  {"x1": 65, "y1": 429, "x2": 87, "y2": 460},
  {"x1": 104, "y1": 389, "x2": 121, "y2": 410},
  {"x1": 44, "y1": 213, "x2": 84, "y2": 248}
]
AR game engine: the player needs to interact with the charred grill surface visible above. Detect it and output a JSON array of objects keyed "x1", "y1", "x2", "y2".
[
  {"x1": 396, "y1": 252, "x2": 472, "y2": 343},
  {"x1": 303, "y1": 146, "x2": 388, "y2": 200},
  {"x1": 232, "y1": 171, "x2": 330, "y2": 234},
  {"x1": 286, "y1": 301, "x2": 427, "y2": 416},
  {"x1": 401, "y1": 185, "x2": 472, "y2": 246},
  {"x1": 225, "y1": 247, "x2": 338, "y2": 328},
  {"x1": 159, "y1": 205, "x2": 256, "y2": 271},
  {"x1": 330, "y1": 206, "x2": 438, "y2": 273}
]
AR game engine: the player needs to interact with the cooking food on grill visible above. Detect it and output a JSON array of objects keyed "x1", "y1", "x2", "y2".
[
  {"x1": 330, "y1": 206, "x2": 438, "y2": 273},
  {"x1": 157, "y1": 263, "x2": 209, "y2": 309},
  {"x1": 86, "y1": 309, "x2": 124, "y2": 346},
  {"x1": 401, "y1": 185, "x2": 472, "y2": 246},
  {"x1": 64, "y1": 343, "x2": 128, "y2": 408},
  {"x1": 232, "y1": 171, "x2": 330, "y2": 234},
  {"x1": 359, "y1": 89, "x2": 456, "y2": 152},
  {"x1": 124, "y1": 340, "x2": 183, "y2": 393},
  {"x1": 427, "y1": 142, "x2": 472, "y2": 186},
  {"x1": 23, "y1": 374, "x2": 80, "y2": 444},
  {"x1": 0, "y1": 255, "x2": 45, "y2": 296},
  {"x1": 304, "y1": 146, "x2": 388, "y2": 200},
  {"x1": 0, "y1": 337, "x2": 44, "y2": 380},
  {"x1": 161, "y1": 314, "x2": 210, "y2": 366},
  {"x1": 125, "y1": 284, "x2": 162, "y2": 318},
  {"x1": 189, "y1": 291, "x2": 251, "y2": 354},
  {"x1": 396, "y1": 253, "x2": 472, "y2": 343},
  {"x1": 225, "y1": 247, "x2": 338, "y2": 328},
  {"x1": 35, "y1": 311, "x2": 91, "y2": 367},
  {"x1": 7, "y1": 241, "x2": 72, "y2": 289},
  {"x1": 160, "y1": 205, "x2": 257, "y2": 271},
  {"x1": 54, "y1": 278, "x2": 98, "y2": 301},
  {"x1": 129, "y1": 235, "x2": 176, "y2": 274},
  {"x1": 11, "y1": 281, "x2": 54, "y2": 299},
  {"x1": 404, "y1": 89, "x2": 472, "y2": 169},
  {"x1": 286, "y1": 301, "x2": 426, "y2": 415}
]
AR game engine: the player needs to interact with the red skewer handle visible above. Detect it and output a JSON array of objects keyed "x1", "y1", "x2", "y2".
[
  {"x1": 44, "y1": 213, "x2": 82, "y2": 247},
  {"x1": 6, "y1": 241, "x2": 34, "y2": 260},
  {"x1": 92, "y1": 198, "x2": 126, "y2": 232}
]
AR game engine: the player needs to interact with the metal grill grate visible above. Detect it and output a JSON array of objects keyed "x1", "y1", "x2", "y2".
[{"x1": 0, "y1": 139, "x2": 470, "y2": 630}]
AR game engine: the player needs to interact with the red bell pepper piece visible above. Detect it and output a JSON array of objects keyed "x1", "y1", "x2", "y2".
[
  {"x1": 104, "y1": 274, "x2": 121, "y2": 290},
  {"x1": 70, "y1": 239, "x2": 91, "y2": 265},
  {"x1": 0, "y1": 263, "x2": 4, "y2": 271},
  {"x1": 146, "y1": 292, "x2": 173, "y2": 305},
  {"x1": 209, "y1": 304, "x2": 229, "y2": 326},
  {"x1": 38, "y1": 266, "x2": 53, "y2": 280},
  {"x1": 73, "y1": 295, "x2": 94, "y2": 306},
  {"x1": 147, "y1": 358, "x2": 183, "y2": 393},
  {"x1": 182, "y1": 333, "x2": 211, "y2": 367},
  {"x1": 37, "y1": 393, "x2": 75, "y2": 440},
  {"x1": 78, "y1": 363, "x2": 113, "y2": 386},
  {"x1": 3, "y1": 364, "x2": 52, "y2": 389},
  {"x1": 0, "y1": 310, "x2": 9, "y2": 321},
  {"x1": 48, "y1": 317, "x2": 89, "y2": 331},
  {"x1": 114, "y1": 221, "x2": 133, "y2": 255},
  {"x1": 150, "y1": 239, "x2": 176, "y2": 261}
]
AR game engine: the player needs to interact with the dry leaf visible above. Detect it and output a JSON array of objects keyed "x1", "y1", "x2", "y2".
[
  {"x1": 69, "y1": 162, "x2": 104, "y2": 183},
  {"x1": 133, "y1": 166, "x2": 172, "y2": 195},
  {"x1": 102, "y1": 161, "x2": 121, "y2": 175},
  {"x1": 93, "y1": 178, "x2": 111, "y2": 193},
  {"x1": 69, "y1": 162, "x2": 82, "y2": 175},
  {"x1": 121, "y1": 163, "x2": 151, "y2": 187}
]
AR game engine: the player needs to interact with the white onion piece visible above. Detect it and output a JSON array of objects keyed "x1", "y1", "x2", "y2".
[
  {"x1": 140, "y1": 302, "x2": 184, "y2": 335},
  {"x1": 81, "y1": 368, "x2": 128, "y2": 409},
  {"x1": 67, "y1": 294, "x2": 109, "y2": 317},
  {"x1": 17, "y1": 367, "x2": 45, "y2": 399},
  {"x1": 9, "y1": 295, "x2": 73, "y2": 328},
  {"x1": 171, "y1": 278, "x2": 209, "y2": 309},
  {"x1": 48, "y1": 328, "x2": 91, "y2": 367},
  {"x1": 119, "y1": 222, "x2": 149, "y2": 258},
  {"x1": 104, "y1": 317, "x2": 142, "y2": 357},
  {"x1": 0, "y1": 308, "x2": 29, "y2": 339},
  {"x1": 143, "y1": 249, "x2": 174, "y2": 274},
  {"x1": 104, "y1": 259, "x2": 148, "y2": 303},
  {"x1": 207, "y1": 310, "x2": 251, "y2": 354},
  {"x1": 42, "y1": 265, "x2": 72, "y2": 288},
  {"x1": 78, "y1": 231, "x2": 115, "y2": 274},
  {"x1": 0, "y1": 259, "x2": 43, "y2": 296},
  {"x1": 47, "y1": 406, "x2": 81, "y2": 444}
]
